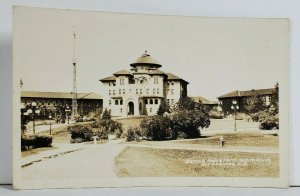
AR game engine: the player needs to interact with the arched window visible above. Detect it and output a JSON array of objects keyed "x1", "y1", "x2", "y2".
[
  {"x1": 155, "y1": 99, "x2": 158, "y2": 104},
  {"x1": 150, "y1": 99, "x2": 153, "y2": 104},
  {"x1": 145, "y1": 99, "x2": 148, "y2": 104}
]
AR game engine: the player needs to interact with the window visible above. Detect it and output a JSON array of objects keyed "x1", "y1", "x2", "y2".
[
  {"x1": 167, "y1": 99, "x2": 170, "y2": 105},
  {"x1": 157, "y1": 89, "x2": 159, "y2": 94},
  {"x1": 113, "y1": 90, "x2": 116, "y2": 95},
  {"x1": 150, "y1": 99, "x2": 153, "y2": 104},
  {"x1": 153, "y1": 89, "x2": 156, "y2": 94},
  {"x1": 146, "y1": 89, "x2": 149, "y2": 94},
  {"x1": 171, "y1": 89, "x2": 174, "y2": 95},
  {"x1": 123, "y1": 89, "x2": 125, "y2": 94},
  {"x1": 154, "y1": 77, "x2": 159, "y2": 84},
  {"x1": 155, "y1": 99, "x2": 158, "y2": 104},
  {"x1": 120, "y1": 78, "x2": 124, "y2": 85},
  {"x1": 136, "y1": 89, "x2": 138, "y2": 94},
  {"x1": 109, "y1": 100, "x2": 111, "y2": 106},
  {"x1": 109, "y1": 90, "x2": 111, "y2": 95},
  {"x1": 171, "y1": 99, "x2": 174, "y2": 105},
  {"x1": 145, "y1": 99, "x2": 148, "y2": 104},
  {"x1": 119, "y1": 89, "x2": 121, "y2": 95},
  {"x1": 113, "y1": 82, "x2": 116, "y2": 86},
  {"x1": 140, "y1": 89, "x2": 142, "y2": 94},
  {"x1": 150, "y1": 108, "x2": 152, "y2": 113},
  {"x1": 120, "y1": 108, "x2": 122, "y2": 113},
  {"x1": 120, "y1": 100, "x2": 123, "y2": 105},
  {"x1": 115, "y1": 100, "x2": 118, "y2": 105}
]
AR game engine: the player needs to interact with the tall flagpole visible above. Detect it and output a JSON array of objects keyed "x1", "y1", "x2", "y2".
[{"x1": 72, "y1": 26, "x2": 78, "y2": 119}]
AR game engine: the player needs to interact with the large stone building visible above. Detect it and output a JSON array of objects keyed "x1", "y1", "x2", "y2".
[{"x1": 100, "y1": 52, "x2": 188, "y2": 117}]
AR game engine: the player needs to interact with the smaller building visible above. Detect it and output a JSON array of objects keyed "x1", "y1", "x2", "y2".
[
  {"x1": 21, "y1": 91, "x2": 103, "y2": 119},
  {"x1": 218, "y1": 88, "x2": 276, "y2": 115},
  {"x1": 191, "y1": 96, "x2": 218, "y2": 109}
]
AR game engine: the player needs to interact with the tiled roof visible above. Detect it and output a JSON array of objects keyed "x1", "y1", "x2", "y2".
[
  {"x1": 191, "y1": 96, "x2": 218, "y2": 105},
  {"x1": 99, "y1": 75, "x2": 116, "y2": 82},
  {"x1": 148, "y1": 69, "x2": 166, "y2": 75},
  {"x1": 218, "y1": 88, "x2": 275, "y2": 99},
  {"x1": 21, "y1": 91, "x2": 102, "y2": 99},
  {"x1": 166, "y1": 73, "x2": 189, "y2": 84},
  {"x1": 113, "y1": 70, "x2": 131, "y2": 75}
]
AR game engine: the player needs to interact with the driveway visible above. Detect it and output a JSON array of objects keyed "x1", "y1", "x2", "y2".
[{"x1": 21, "y1": 140, "x2": 125, "y2": 180}]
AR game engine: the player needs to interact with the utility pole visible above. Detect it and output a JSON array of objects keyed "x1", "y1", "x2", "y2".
[{"x1": 72, "y1": 26, "x2": 78, "y2": 120}]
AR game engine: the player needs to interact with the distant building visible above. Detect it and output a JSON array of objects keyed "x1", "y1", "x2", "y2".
[
  {"x1": 100, "y1": 51, "x2": 188, "y2": 117},
  {"x1": 21, "y1": 91, "x2": 103, "y2": 118},
  {"x1": 218, "y1": 88, "x2": 276, "y2": 115},
  {"x1": 191, "y1": 96, "x2": 218, "y2": 109}
]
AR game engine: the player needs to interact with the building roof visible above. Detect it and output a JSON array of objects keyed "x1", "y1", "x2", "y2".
[
  {"x1": 99, "y1": 75, "x2": 116, "y2": 82},
  {"x1": 218, "y1": 88, "x2": 276, "y2": 99},
  {"x1": 148, "y1": 69, "x2": 167, "y2": 76},
  {"x1": 191, "y1": 96, "x2": 218, "y2": 105},
  {"x1": 130, "y1": 51, "x2": 162, "y2": 68},
  {"x1": 113, "y1": 70, "x2": 132, "y2": 76},
  {"x1": 166, "y1": 73, "x2": 189, "y2": 84},
  {"x1": 21, "y1": 91, "x2": 102, "y2": 100}
]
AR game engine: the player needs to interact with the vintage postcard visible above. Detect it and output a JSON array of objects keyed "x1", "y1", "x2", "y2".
[{"x1": 13, "y1": 6, "x2": 290, "y2": 189}]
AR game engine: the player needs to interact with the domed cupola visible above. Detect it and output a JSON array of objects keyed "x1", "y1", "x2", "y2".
[{"x1": 130, "y1": 51, "x2": 162, "y2": 69}]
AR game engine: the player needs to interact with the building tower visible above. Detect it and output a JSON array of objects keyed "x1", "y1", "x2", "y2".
[{"x1": 71, "y1": 26, "x2": 78, "y2": 119}]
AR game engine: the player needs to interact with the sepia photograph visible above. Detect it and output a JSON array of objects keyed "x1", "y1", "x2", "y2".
[{"x1": 13, "y1": 6, "x2": 289, "y2": 189}]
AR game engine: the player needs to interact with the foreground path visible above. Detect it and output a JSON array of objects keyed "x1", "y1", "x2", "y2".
[{"x1": 21, "y1": 140, "x2": 125, "y2": 180}]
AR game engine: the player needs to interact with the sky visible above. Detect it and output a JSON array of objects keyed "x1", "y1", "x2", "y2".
[{"x1": 14, "y1": 7, "x2": 289, "y2": 100}]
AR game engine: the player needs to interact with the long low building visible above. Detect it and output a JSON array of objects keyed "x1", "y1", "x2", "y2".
[
  {"x1": 21, "y1": 91, "x2": 103, "y2": 118},
  {"x1": 218, "y1": 88, "x2": 277, "y2": 115}
]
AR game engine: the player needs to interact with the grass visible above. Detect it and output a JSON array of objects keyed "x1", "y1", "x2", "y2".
[
  {"x1": 115, "y1": 146, "x2": 279, "y2": 177},
  {"x1": 21, "y1": 146, "x2": 58, "y2": 157},
  {"x1": 173, "y1": 132, "x2": 278, "y2": 148},
  {"x1": 115, "y1": 116, "x2": 144, "y2": 130}
]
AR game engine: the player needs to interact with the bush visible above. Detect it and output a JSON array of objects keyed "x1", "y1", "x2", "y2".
[
  {"x1": 251, "y1": 110, "x2": 279, "y2": 130},
  {"x1": 259, "y1": 114, "x2": 279, "y2": 130},
  {"x1": 21, "y1": 135, "x2": 52, "y2": 150},
  {"x1": 126, "y1": 127, "x2": 143, "y2": 142},
  {"x1": 140, "y1": 115, "x2": 173, "y2": 141},
  {"x1": 92, "y1": 119, "x2": 123, "y2": 139},
  {"x1": 209, "y1": 108, "x2": 223, "y2": 119},
  {"x1": 68, "y1": 125, "x2": 93, "y2": 142},
  {"x1": 35, "y1": 135, "x2": 53, "y2": 148}
]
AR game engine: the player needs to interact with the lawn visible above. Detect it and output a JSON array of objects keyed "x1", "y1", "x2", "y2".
[
  {"x1": 115, "y1": 146, "x2": 279, "y2": 177},
  {"x1": 172, "y1": 132, "x2": 278, "y2": 148},
  {"x1": 114, "y1": 116, "x2": 144, "y2": 130}
]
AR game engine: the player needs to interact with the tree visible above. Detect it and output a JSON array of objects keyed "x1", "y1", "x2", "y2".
[
  {"x1": 171, "y1": 96, "x2": 211, "y2": 138},
  {"x1": 157, "y1": 103, "x2": 165, "y2": 116},
  {"x1": 102, "y1": 108, "x2": 111, "y2": 120}
]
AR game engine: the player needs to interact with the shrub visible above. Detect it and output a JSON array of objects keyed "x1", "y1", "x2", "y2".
[
  {"x1": 68, "y1": 125, "x2": 93, "y2": 142},
  {"x1": 140, "y1": 115, "x2": 173, "y2": 141},
  {"x1": 35, "y1": 135, "x2": 53, "y2": 148},
  {"x1": 21, "y1": 135, "x2": 52, "y2": 150},
  {"x1": 126, "y1": 127, "x2": 143, "y2": 142},
  {"x1": 251, "y1": 110, "x2": 279, "y2": 130},
  {"x1": 259, "y1": 114, "x2": 279, "y2": 130},
  {"x1": 92, "y1": 119, "x2": 123, "y2": 139},
  {"x1": 209, "y1": 108, "x2": 223, "y2": 119}
]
